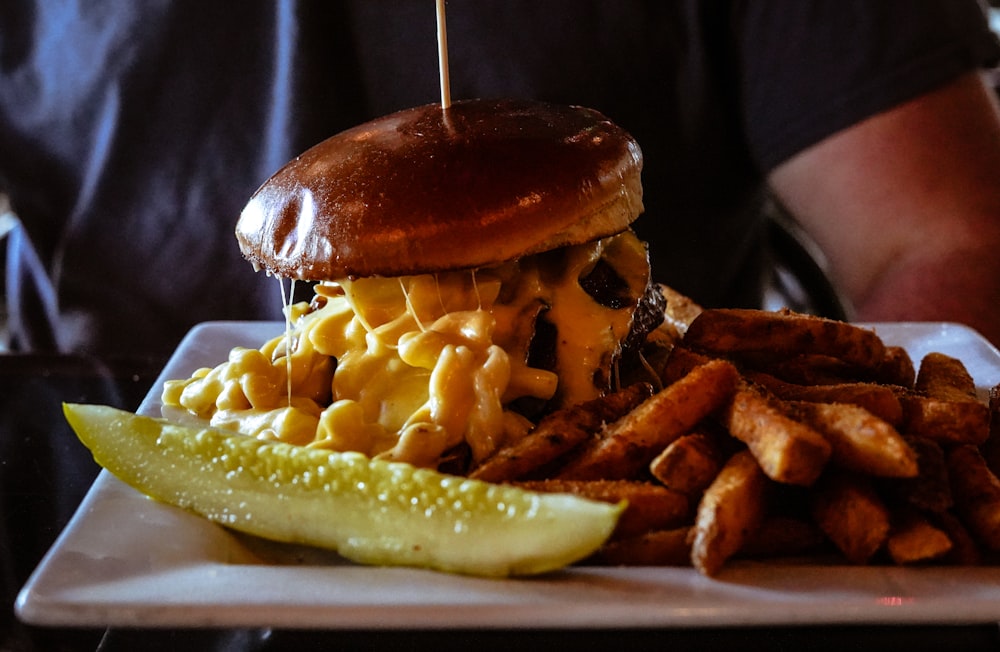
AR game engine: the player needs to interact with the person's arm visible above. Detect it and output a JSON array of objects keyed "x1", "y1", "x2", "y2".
[{"x1": 768, "y1": 71, "x2": 1000, "y2": 346}]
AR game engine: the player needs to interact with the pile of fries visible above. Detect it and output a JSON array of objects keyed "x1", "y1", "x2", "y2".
[{"x1": 468, "y1": 303, "x2": 1000, "y2": 575}]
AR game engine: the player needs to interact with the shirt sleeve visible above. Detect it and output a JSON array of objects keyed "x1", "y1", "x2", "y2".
[{"x1": 735, "y1": 0, "x2": 1000, "y2": 171}]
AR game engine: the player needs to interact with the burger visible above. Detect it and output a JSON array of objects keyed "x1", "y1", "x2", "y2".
[{"x1": 162, "y1": 98, "x2": 669, "y2": 472}]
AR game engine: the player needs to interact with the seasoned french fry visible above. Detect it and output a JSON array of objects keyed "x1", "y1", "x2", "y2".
[
  {"x1": 648, "y1": 431, "x2": 722, "y2": 497},
  {"x1": 721, "y1": 382, "x2": 832, "y2": 486},
  {"x1": 900, "y1": 393, "x2": 990, "y2": 446},
  {"x1": 887, "y1": 436, "x2": 953, "y2": 513},
  {"x1": 660, "y1": 283, "x2": 703, "y2": 333},
  {"x1": 810, "y1": 472, "x2": 891, "y2": 564},
  {"x1": 683, "y1": 308, "x2": 887, "y2": 370},
  {"x1": 886, "y1": 508, "x2": 953, "y2": 565},
  {"x1": 900, "y1": 352, "x2": 990, "y2": 445},
  {"x1": 556, "y1": 359, "x2": 739, "y2": 481},
  {"x1": 751, "y1": 353, "x2": 859, "y2": 386},
  {"x1": 747, "y1": 372, "x2": 904, "y2": 426},
  {"x1": 932, "y1": 511, "x2": 983, "y2": 565},
  {"x1": 979, "y1": 383, "x2": 1000, "y2": 477},
  {"x1": 916, "y1": 352, "x2": 979, "y2": 401},
  {"x1": 516, "y1": 479, "x2": 690, "y2": 539},
  {"x1": 469, "y1": 383, "x2": 653, "y2": 482},
  {"x1": 592, "y1": 527, "x2": 692, "y2": 566},
  {"x1": 659, "y1": 344, "x2": 715, "y2": 386},
  {"x1": 690, "y1": 449, "x2": 769, "y2": 576},
  {"x1": 874, "y1": 345, "x2": 916, "y2": 388},
  {"x1": 947, "y1": 444, "x2": 1000, "y2": 551},
  {"x1": 467, "y1": 301, "x2": 1000, "y2": 571},
  {"x1": 787, "y1": 401, "x2": 917, "y2": 478}
]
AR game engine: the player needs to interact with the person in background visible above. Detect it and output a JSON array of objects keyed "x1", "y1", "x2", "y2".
[{"x1": 2, "y1": 0, "x2": 999, "y2": 361}]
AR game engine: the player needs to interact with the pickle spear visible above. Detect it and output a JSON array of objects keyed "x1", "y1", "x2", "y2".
[{"x1": 64, "y1": 403, "x2": 622, "y2": 577}]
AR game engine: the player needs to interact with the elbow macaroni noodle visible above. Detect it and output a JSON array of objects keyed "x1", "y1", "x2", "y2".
[{"x1": 162, "y1": 231, "x2": 649, "y2": 467}]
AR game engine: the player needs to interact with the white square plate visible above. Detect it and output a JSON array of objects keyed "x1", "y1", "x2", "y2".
[{"x1": 16, "y1": 321, "x2": 1000, "y2": 629}]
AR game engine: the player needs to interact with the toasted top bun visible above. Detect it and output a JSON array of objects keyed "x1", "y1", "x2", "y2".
[{"x1": 236, "y1": 99, "x2": 643, "y2": 280}]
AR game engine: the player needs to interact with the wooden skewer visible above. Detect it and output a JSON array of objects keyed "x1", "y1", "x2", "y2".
[{"x1": 436, "y1": 0, "x2": 452, "y2": 109}]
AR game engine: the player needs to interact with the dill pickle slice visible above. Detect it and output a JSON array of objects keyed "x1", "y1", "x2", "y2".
[{"x1": 64, "y1": 403, "x2": 622, "y2": 577}]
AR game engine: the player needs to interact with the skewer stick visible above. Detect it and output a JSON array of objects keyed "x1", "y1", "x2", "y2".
[{"x1": 436, "y1": 0, "x2": 452, "y2": 109}]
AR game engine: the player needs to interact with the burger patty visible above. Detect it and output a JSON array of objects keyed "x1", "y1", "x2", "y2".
[{"x1": 514, "y1": 241, "x2": 666, "y2": 420}]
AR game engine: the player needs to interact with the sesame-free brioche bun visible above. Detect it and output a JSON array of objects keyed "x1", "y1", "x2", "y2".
[{"x1": 236, "y1": 98, "x2": 643, "y2": 280}]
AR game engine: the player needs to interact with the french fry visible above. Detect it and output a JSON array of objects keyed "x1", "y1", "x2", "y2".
[
  {"x1": 886, "y1": 507, "x2": 953, "y2": 565},
  {"x1": 787, "y1": 401, "x2": 917, "y2": 478},
  {"x1": 947, "y1": 444, "x2": 1000, "y2": 551},
  {"x1": 466, "y1": 300, "x2": 1000, "y2": 572},
  {"x1": 516, "y1": 479, "x2": 690, "y2": 539},
  {"x1": 874, "y1": 345, "x2": 916, "y2": 388},
  {"x1": 932, "y1": 511, "x2": 983, "y2": 565},
  {"x1": 886, "y1": 436, "x2": 953, "y2": 513},
  {"x1": 556, "y1": 359, "x2": 739, "y2": 481},
  {"x1": 900, "y1": 393, "x2": 990, "y2": 446},
  {"x1": 648, "y1": 431, "x2": 722, "y2": 497},
  {"x1": 682, "y1": 308, "x2": 887, "y2": 370},
  {"x1": 660, "y1": 283, "x2": 703, "y2": 333},
  {"x1": 978, "y1": 383, "x2": 1000, "y2": 477},
  {"x1": 916, "y1": 352, "x2": 979, "y2": 401},
  {"x1": 469, "y1": 383, "x2": 653, "y2": 482},
  {"x1": 750, "y1": 353, "x2": 860, "y2": 386},
  {"x1": 747, "y1": 372, "x2": 904, "y2": 426},
  {"x1": 690, "y1": 449, "x2": 769, "y2": 576},
  {"x1": 658, "y1": 344, "x2": 715, "y2": 386},
  {"x1": 810, "y1": 471, "x2": 891, "y2": 564},
  {"x1": 900, "y1": 353, "x2": 990, "y2": 445},
  {"x1": 721, "y1": 382, "x2": 832, "y2": 486},
  {"x1": 592, "y1": 527, "x2": 692, "y2": 566}
]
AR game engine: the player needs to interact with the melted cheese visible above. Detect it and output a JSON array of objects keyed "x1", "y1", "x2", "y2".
[{"x1": 161, "y1": 231, "x2": 650, "y2": 467}]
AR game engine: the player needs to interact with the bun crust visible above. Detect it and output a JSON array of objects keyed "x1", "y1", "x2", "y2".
[{"x1": 236, "y1": 99, "x2": 643, "y2": 279}]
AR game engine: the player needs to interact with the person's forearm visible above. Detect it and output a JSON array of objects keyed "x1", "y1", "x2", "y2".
[
  {"x1": 768, "y1": 71, "x2": 1000, "y2": 347},
  {"x1": 850, "y1": 242, "x2": 1000, "y2": 347}
]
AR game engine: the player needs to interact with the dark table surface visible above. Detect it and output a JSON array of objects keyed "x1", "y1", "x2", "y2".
[{"x1": 3, "y1": 352, "x2": 1000, "y2": 652}]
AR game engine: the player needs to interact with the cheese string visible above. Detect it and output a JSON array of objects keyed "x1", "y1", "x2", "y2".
[
  {"x1": 436, "y1": 0, "x2": 451, "y2": 109},
  {"x1": 278, "y1": 276, "x2": 295, "y2": 406},
  {"x1": 472, "y1": 269, "x2": 483, "y2": 310},
  {"x1": 400, "y1": 278, "x2": 427, "y2": 332}
]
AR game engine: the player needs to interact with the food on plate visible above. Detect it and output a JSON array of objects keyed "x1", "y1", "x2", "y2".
[
  {"x1": 886, "y1": 508, "x2": 953, "y2": 565},
  {"x1": 553, "y1": 359, "x2": 739, "y2": 481},
  {"x1": 454, "y1": 307, "x2": 1000, "y2": 574},
  {"x1": 647, "y1": 431, "x2": 722, "y2": 497},
  {"x1": 721, "y1": 380, "x2": 833, "y2": 487},
  {"x1": 162, "y1": 98, "x2": 664, "y2": 470},
  {"x1": 468, "y1": 383, "x2": 654, "y2": 483},
  {"x1": 681, "y1": 308, "x2": 888, "y2": 369},
  {"x1": 947, "y1": 444, "x2": 1000, "y2": 550},
  {"x1": 809, "y1": 471, "x2": 892, "y2": 565},
  {"x1": 901, "y1": 351, "x2": 991, "y2": 445},
  {"x1": 690, "y1": 449, "x2": 768, "y2": 576},
  {"x1": 74, "y1": 299, "x2": 1000, "y2": 576},
  {"x1": 67, "y1": 96, "x2": 1000, "y2": 578},
  {"x1": 64, "y1": 403, "x2": 623, "y2": 577},
  {"x1": 787, "y1": 400, "x2": 917, "y2": 478}
]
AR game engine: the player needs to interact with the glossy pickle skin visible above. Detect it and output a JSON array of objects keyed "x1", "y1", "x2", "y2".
[{"x1": 63, "y1": 403, "x2": 623, "y2": 577}]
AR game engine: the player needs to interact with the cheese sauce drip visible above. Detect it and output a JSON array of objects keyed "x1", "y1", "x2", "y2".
[{"x1": 161, "y1": 231, "x2": 650, "y2": 468}]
